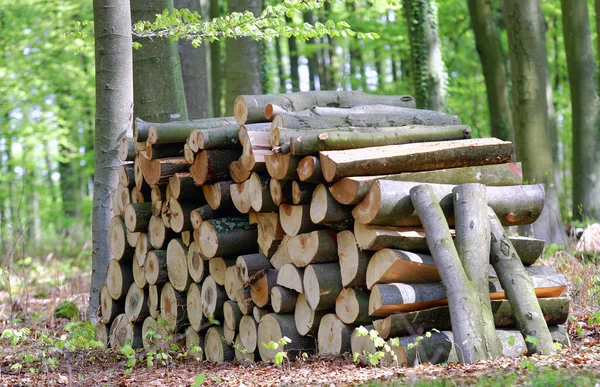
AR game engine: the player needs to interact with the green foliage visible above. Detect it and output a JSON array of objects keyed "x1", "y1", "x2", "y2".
[
  {"x1": 262, "y1": 336, "x2": 292, "y2": 367},
  {"x1": 54, "y1": 301, "x2": 79, "y2": 320},
  {"x1": 352, "y1": 325, "x2": 399, "y2": 367}
]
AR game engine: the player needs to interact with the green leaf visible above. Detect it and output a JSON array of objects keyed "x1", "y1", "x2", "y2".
[{"x1": 192, "y1": 373, "x2": 206, "y2": 387}]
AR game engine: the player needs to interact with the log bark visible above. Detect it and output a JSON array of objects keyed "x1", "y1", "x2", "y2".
[
  {"x1": 290, "y1": 125, "x2": 472, "y2": 156},
  {"x1": 160, "y1": 282, "x2": 188, "y2": 333},
  {"x1": 106, "y1": 258, "x2": 134, "y2": 300},
  {"x1": 374, "y1": 297, "x2": 570, "y2": 339},
  {"x1": 317, "y1": 314, "x2": 354, "y2": 355},
  {"x1": 224, "y1": 300, "x2": 243, "y2": 331},
  {"x1": 190, "y1": 149, "x2": 242, "y2": 185},
  {"x1": 353, "y1": 181, "x2": 544, "y2": 227},
  {"x1": 269, "y1": 179, "x2": 293, "y2": 206},
  {"x1": 197, "y1": 217, "x2": 258, "y2": 258},
  {"x1": 188, "y1": 125, "x2": 240, "y2": 151},
  {"x1": 248, "y1": 173, "x2": 278, "y2": 212},
  {"x1": 204, "y1": 326, "x2": 235, "y2": 362},
  {"x1": 279, "y1": 204, "x2": 321, "y2": 236},
  {"x1": 335, "y1": 288, "x2": 372, "y2": 325},
  {"x1": 145, "y1": 250, "x2": 168, "y2": 286},
  {"x1": 145, "y1": 143, "x2": 185, "y2": 160},
  {"x1": 167, "y1": 238, "x2": 191, "y2": 292},
  {"x1": 330, "y1": 163, "x2": 523, "y2": 205},
  {"x1": 250, "y1": 269, "x2": 278, "y2": 308},
  {"x1": 488, "y1": 208, "x2": 556, "y2": 355},
  {"x1": 294, "y1": 293, "x2": 326, "y2": 336},
  {"x1": 276, "y1": 263, "x2": 304, "y2": 294},
  {"x1": 125, "y1": 284, "x2": 149, "y2": 323},
  {"x1": 410, "y1": 184, "x2": 496, "y2": 363},
  {"x1": 235, "y1": 91, "x2": 415, "y2": 124},
  {"x1": 168, "y1": 172, "x2": 204, "y2": 201},
  {"x1": 137, "y1": 117, "x2": 236, "y2": 143},
  {"x1": 291, "y1": 181, "x2": 315, "y2": 205},
  {"x1": 201, "y1": 275, "x2": 227, "y2": 319},
  {"x1": 337, "y1": 230, "x2": 371, "y2": 288},
  {"x1": 365, "y1": 249, "x2": 437, "y2": 289},
  {"x1": 139, "y1": 156, "x2": 190, "y2": 186},
  {"x1": 190, "y1": 205, "x2": 238, "y2": 230},
  {"x1": 187, "y1": 243, "x2": 207, "y2": 282},
  {"x1": 296, "y1": 156, "x2": 324, "y2": 183},
  {"x1": 109, "y1": 216, "x2": 135, "y2": 261},
  {"x1": 321, "y1": 138, "x2": 513, "y2": 182},
  {"x1": 202, "y1": 181, "x2": 235, "y2": 210},
  {"x1": 271, "y1": 286, "x2": 298, "y2": 313},
  {"x1": 303, "y1": 263, "x2": 343, "y2": 311},
  {"x1": 208, "y1": 257, "x2": 236, "y2": 286},
  {"x1": 186, "y1": 282, "x2": 204, "y2": 332},
  {"x1": 124, "y1": 202, "x2": 153, "y2": 233},
  {"x1": 288, "y1": 230, "x2": 338, "y2": 267},
  {"x1": 258, "y1": 313, "x2": 316, "y2": 362},
  {"x1": 236, "y1": 253, "x2": 271, "y2": 284},
  {"x1": 310, "y1": 184, "x2": 353, "y2": 225},
  {"x1": 100, "y1": 285, "x2": 124, "y2": 324}
]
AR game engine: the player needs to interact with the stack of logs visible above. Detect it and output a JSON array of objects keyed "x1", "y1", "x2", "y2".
[{"x1": 95, "y1": 90, "x2": 570, "y2": 366}]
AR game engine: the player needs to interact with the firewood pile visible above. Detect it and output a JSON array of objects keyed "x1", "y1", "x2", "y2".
[{"x1": 96, "y1": 90, "x2": 569, "y2": 365}]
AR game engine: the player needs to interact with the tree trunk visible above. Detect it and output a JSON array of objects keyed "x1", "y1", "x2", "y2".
[
  {"x1": 561, "y1": 0, "x2": 600, "y2": 221},
  {"x1": 503, "y1": 0, "x2": 566, "y2": 245},
  {"x1": 467, "y1": 0, "x2": 514, "y2": 142},
  {"x1": 224, "y1": 0, "x2": 263, "y2": 115},
  {"x1": 287, "y1": 17, "x2": 300, "y2": 92},
  {"x1": 403, "y1": 0, "x2": 446, "y2": 111},
  {"x1": 131, "y1": 0, "x2": 188, "y2": 122},
  {"x1": 209, "y1": 0, "x2": 222, "y2": 116},
  {"x1": 91, "y1": 0, "x2": 133, "y2": 321}
]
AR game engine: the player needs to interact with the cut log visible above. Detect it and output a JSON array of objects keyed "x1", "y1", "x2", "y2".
[
  {"x1": 94, "y1": 322, "x2": 109, "y2": 347},
  {"x1": 303, "y1": 263, "x2": 343, "y2": 311},
  {"x1": 204, "y1": 326, "x2": 235, "y2": 362},
  {"x1": 276, "y1": 263, "x2": 304, "y2": 293},
  {"x1": 237, "y1": 288, "x2": 255, "y2": 315},
  {"x1": 368, "y1": 271, "x2": 567, "y2": 317},
  {"x1": 229, "y1": 160, "x2": 252, "y2": 183},
  {"x1": 208, "y1": 257, "x2": 236, "y2": 286},
  {"x1": 184, "y1": 142, "x2": 195, "y2": 164},
  {"x1": 257, "y1": 313, "x2": 315, "y2": 362},
  {"x1": 224, "y1": 300, "x2": 243, "y2": 331},
  {"x1": 252, "y1": 307, "x2": 270, "y2": 324},
  {"x1": 130, "y1": 186, "x2": 149, "y2": 204},
  {"x1": 148, "y1": 215, "x2": 175, "y2": 249},
  {"x1": 239, "y1": 315, "x2": 259, "y2": 353},
  {"x1": 236, "y1": 253, "x2": 271, "y2": 284},
  {"x1": 187, "y1": 243, "x2": 207, "y2": 282},
  {"x1": 337, "y1": 230, "x2": 371, "y2": 288},
  {"x1": 488, "y1": 208, "x2": 556, "y2": 355},
  {"x1": 106, "y1": 258, "x2": 134, "y2": 300},
  {"x1": 160, "y1": 282, "x2": 187, "y2": 333},
  {"x1": 150, "y1": 185, "x2": 167, "y2": 216},
  {"x1": 224, "y1": 265, "x2": 244, "y2": 300},
  {"x1": 270, "y1": 235, "x2": 293, "y2": 270},
  {"x1": 168, "y1": 173, "x2": 204, "y2": 201},
  {"x1": 321, "y1": 138, "x2": 513, "y2": 182},
  {"x1": 185, "y1": 326, "x2": 204, "y2": 361},
  {"x1": 291, "y1": 125, "x2": 472, "y2": 156},
  {"x1": 234, "y1": 334, "x2": 256, "y2": 362},
  {"x1": 296, "y1": 156, "x2": 324, "y2": 183},
  {"x1": 190, "y1": 205, "x2": 238, "y2": 230},
  {"x1": 250, "y1": 269, "x2": 278, "y2": 308},
  {"x1": 140, "y1": 156, "x2": 190, "y2": 186},
  {"x1": 272, "y1": 106, "x2": 461, "y2": 131},
  {"x1": 181, "y1": 231, "x2": 191, "y2": 247},
  {"x1": 269, "y1": 179, "x2": 293, "y2": 206},
  {"x1": 239, "y1": 128, "x2": 272, "y2": 169},
  {"x1": 264, "y1": 153, "x2": 301, "y2": 180},
  {"x1": 145, "y1": 143, "x2": 184, "y2": 159},
  {"x1": 134, "y1": 233, "x2": 151, "y2": 266},
  {"x1": 190, "y1": 125, "x2": 240, "y2": 151},
  {"x1": 109, "y1": 216, "x2": 135, "y2": 261},
  {"x1": 291, "y1": 181, "x2": 315, "y2": 205},
  {"x1": 317, "y1": 314, "x2": 354, "y2": 355},
  {"x1": 294, "y1": 293, "x2": 326, "y2": 336},
  {"x1": 190, "y1": 149, "x2": 242, "y2": 185},
  {"x1": 250, "y1": 212, "x2": 285, "y2": 258},
  {"x1": 134, "y1": 155, "x2": 145, "y2": 190},
  {"x1": 148, "y1": 285, "x2": 160, "y2": 319},
  {"x1": 109, "y1": 313, "x2": 142, "y2": 349},
  {"x1": 366, "y1": 249, "x2": 437, "y2": 289},
  {"x1": 126, "y1": 229, "x2": 140, "y2": 249},
  {"x1": 223, "y1": 325, "x2": 236, "y2": 344},
  {"x1": 145, "y1": 250, "x2": 168, "y2": 286},
  {"x1": 186, "y1": 282, "x2": 204, "y2": 332},
  {"x1": 166, "y1": 239, "x2": 191, "y2": 292},
  {"x1": 236, "y1": 91, "x2": 415, "y2": 124},
  {"x1": 310, "y1": 184, "x2": 353, "y2": 225},
  {"x1": 112, "y1": 185, "x2": 128, "y2": 217},
  {"x1": 140, "y1": 117, "x2": 237, "y2": 144},
  {"x1": 119, "y1": 137, "x2": 136, "y2": 162},
  {"x1": 230, "y1": 181, "x2": 252, "y2": 214},
  {"x1": 197, "y1": 217, "x2": 258, "y2": 258},
  {"x1": 271, "y1": 286, "x2": 298, "y2": 313},
  {"x1": 354, "y1": 181, "x2": 544, "y2": 227},
  {"x1": 202, "y1": 181, "x2": 235, "y2": 210},
  {"x1": 132, "y1": 256, "x2": 147, "y2": 289},
  {"x1": 248, "y1": 173, "x2": 278, "y2": 212},
  {"x1": 125, "y1": 284, "x2": 150, "y2": 323},
  {"x1": 279, "y1": 204, "x2": 320, "y2": 236},
  {"x1": 124, "y1": 202, "x2": 153, "y2": 233},
  {"x1": 167, "y1": 199, "x2": 195, "y2": 233},
  {"x1": 335, "y1": 288, "x2": 372, "y2": 325},
  {"x1": 119, "y1": 164, "x2": 136, "y2": 188},
  {"x1": 374, "y1": 298, "x2": 571, "y2": 339},
  {"x1": 201, "y1": 276, "x2": 227, "y2": 319},
  {"x1": 288, "y1": 230, "x2": 338, "y2": 267},
  {"x1": 100, "y1": 285, "x2": 124, "y2": 324}
]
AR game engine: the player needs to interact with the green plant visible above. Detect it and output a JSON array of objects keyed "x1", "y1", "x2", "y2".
[
  {"x1": 54, "y1": 301, "x2": 80, "y2": 320},
  {"x1": 262, "y1": 336, "x2": 292, "y2": 367},
  {"x1": 352, "y1": 326, "x2": 400, "y2": 367}
]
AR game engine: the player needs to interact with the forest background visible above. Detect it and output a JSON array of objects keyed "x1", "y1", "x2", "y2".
[{"x1": 0, "y1": 0, "x2": 598, "y2": 310}]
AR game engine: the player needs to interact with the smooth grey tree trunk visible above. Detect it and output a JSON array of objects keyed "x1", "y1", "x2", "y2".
[
  {"x1": 467, "y1": 0, "x2": 514, "y2": 143},
  {"x1": 224, "y1": 0, "x2": 263, "y2": 115},
  {"x1": 131, "y1": 0, "x2": 188, "y2": 122},
  {"x1": 209, "y1": 0, "x2": 222, "y2": 116},
  {"x1": 503, "y1": 0, "x2": 566, "y2": 245},
  {"x1": 561, "y1": 0, "x2": 600, "y2": 221},
  {"x1": 91, "y1": 0, "x2": 134, "y2": 321},
  {"x1": 174, "y1": 0, "x2": 213, "y2": 119}
]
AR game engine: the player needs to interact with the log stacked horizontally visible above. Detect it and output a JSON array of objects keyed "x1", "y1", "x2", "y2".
[{"x1": 99, "y1": 90, "x2": 570, "y2": 366}]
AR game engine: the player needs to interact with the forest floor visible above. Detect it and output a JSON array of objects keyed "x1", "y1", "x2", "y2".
[{"x1": 1, "y1": 250, "x2": 600, "y2": 386}]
